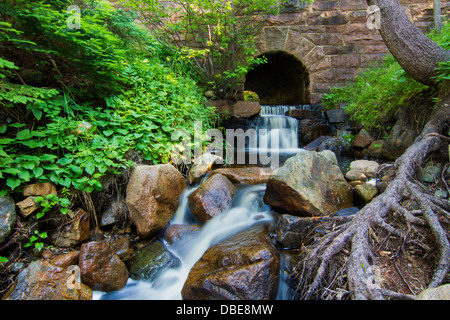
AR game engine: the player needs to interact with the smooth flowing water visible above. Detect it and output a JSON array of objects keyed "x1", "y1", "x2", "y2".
[{"x1": 95, "y1": 105, "x2": 311, "y2": 300}]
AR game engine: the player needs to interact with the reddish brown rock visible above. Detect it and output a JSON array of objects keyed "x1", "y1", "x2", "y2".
[
  {"x1": 126, "y1": 164, "x2": 186, "y2": 239},
  {"x1": 164, "y1": 224, "x2": 202, "y2": 244},
  {"x1": 182, "y1": 225, "x2": 279, "y2": 300},
  {"x1": 50, "y1": 208, "x2": 90, "y2": 248},
  {"x1": 50, "y1": 251, "x2": 79, "y2": 269},
  {"x1": 22, "y1": 182, "x2": 57, "y2": 197},
  {"x1": 16, "y1": 197, "x2": 39, "y2": 218},
  {"x1": 210, "y1": 100, "x2": 261, "y2": 119},
  {"x1": 188, "y1": 174, "x2": 236, "y2": 223},
  {"x1": 6, "y1": 260, "x2": 92, "y2": 300},
  {"x1": 188, "y1": 153, "x2": 223, "y2": 185},
  {"x1": 353, "y1": 129, "x2": 375, "y2": 148},
  {"x1": 79, "y1": 241, "x2": 128, "y2": 292},
  {"x1": 285, "y1": 109, "x2": 322, "y2": 119},
  {"x1": 209, "y1": 167, "x2": 272, "y2": 185}
]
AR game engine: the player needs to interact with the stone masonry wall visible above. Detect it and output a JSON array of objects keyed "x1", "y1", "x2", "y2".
[{"x1": 253, "y1": 0, "x2": 449, "y2": 104}]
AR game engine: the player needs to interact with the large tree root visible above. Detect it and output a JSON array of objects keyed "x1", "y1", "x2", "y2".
[{"x1": 294, "y1": 102, "x2": 450, "y2": 300}]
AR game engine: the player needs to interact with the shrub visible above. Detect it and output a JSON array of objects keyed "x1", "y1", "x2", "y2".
[
  {"x1": 322, "y1": 22, "x2": 449, "y2": 130},
  {"x1": 120, "y1": 0, "x2": 313, "y2": 101},
  {"x1": 0, "y1": 0, "x2": 217, "y2": 196}
]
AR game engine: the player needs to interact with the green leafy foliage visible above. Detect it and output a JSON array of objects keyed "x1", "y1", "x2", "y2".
[
  {"x1": 322, "y1": 21, "x2": 449, "y2": 131},
  {"x1": 121, "y1": 0, "x2": 312, "y2": 100},
  {"x1": 34, "y1": 194, "x2": 71, "y2": 219},
  {"x1": 0, "y1": 0, "x2": 217, "y2": 196},
  {"x1": 322, "y1": 54, "x2": 429, "y2": 130},
  {"x1": 428, "y1": 21, "x2": 450, "y2": 83},
  {"x1": 24, "y1": 230, "x2": 48, "y2": 252}
]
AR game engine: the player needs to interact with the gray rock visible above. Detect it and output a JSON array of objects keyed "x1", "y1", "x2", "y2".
[
  {"x1": 182, "y1": 225, "x2": 279, "y2": 300},
  {"x1": 354, "y1": 183, "x2": 378, "y2": 204},
  {"x1": 126, "y1": 241, "x2": 181, "y2": 281},
  {"x1": 326, "y1": 109, "x2": 348, "y2": 124},
  {"x1": 317, "y1": 135, "x2": 352, "y2": 156},
  {"x1": 349, "y1": 160, "x2": 380, "y2": 178},
  {"x1": 333, "y1": 207, "x2": 359, "y2": 217},
  {"x1": 368, "y1": 140, "x2": 384, "y2": 159},
  {"x1": 318, "y1": 150, "x2": 338, "y2": 166},
  {"x1": 381, "y1": 122, "x2": 417, "y2": 161},
  {"x1": 416, "y1": 284, "x2": 450, "y2": 300},
  {"x1": 274, "y1": 214, "x2": 318, "y2": 249},
  {"x1": 0, "y1": 195, "x2": 17, "y2": 246},
  {"x1": 434, "y1": 189, "x2": 448, "y2": 199},
  {"x1": 100, "y1": 197, "x2": 128, "y2": 227},
  {"x1": 10, "y1": 262, "x2": 26, "y2": 273},
  {"x1": 264, "y1": 150, "x2": 353, "y2": 217},
  {"x1": 418, "y1": 166, "x2": 442, "y2": 183}
]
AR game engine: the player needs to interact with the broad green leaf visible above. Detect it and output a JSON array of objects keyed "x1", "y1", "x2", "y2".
[
  {"x1": 16, "y1": 129, "x2": 33, "y2": 140},
  {"x1": 103, "y1": 130, "x2": 114, "y2": 137},
  {"x1": 0, "y1": 138, "x2": 14, "y2": 145},
  {"x1": 33, "y1": 167, "x2": 44, "y2": 178},
  {"x1": 17, "y1": 170, "x2": 31, "y2": 182},
  {"x1": 21, "y1": 162, "x2": 35, "y2": 170},
  {"x1": 8, "y1": 123, "x2": 26, "y2": 128},
  {"x1": 69, "y1": 165, "x2": 83, "y2": 176},
  {"x1": 43, "y1": 164, "x2": 60, "y2": 171},
  {"x1": 85, "y1": 164, "x2": 96, "y2": 176},
  {"x1": 3, "y1": 168, "x2": 21, "y2": 175},
  {"x1": 35, "y1": 242, "x2": 44, "y2": 251},
  {"x1": 40, "y1": 154, "x2": 58, "y2": 161},
  {"x1": 36, "y1": 211, "x2": 45, "y2": 219},
  {"x1": 57, "y1": 157, "x2": 73, "y2": 166}
]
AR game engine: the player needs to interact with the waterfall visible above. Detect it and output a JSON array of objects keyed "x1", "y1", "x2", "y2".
[
  {"x1": 244, "y1": 105, "x2": 305, "y2": 167},
  {"x1": 95, "y1": 185, "x2": 273, "y2": 300},
  {"x1": 94, "y1": 104, "x2": 311, "y2": 300}
]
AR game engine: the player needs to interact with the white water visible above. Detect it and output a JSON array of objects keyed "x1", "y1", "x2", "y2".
[
  {"x1": 95, "y1": 105, "x2": 310, "y2": 300},
  {"x1": 96, "y1": 185, "x2": 273, "y2": 300},
  {"x1": 171, "y1": 186, "x2": 198, "y2": 225},
  {"x1": 247, "y1": 105, "x2": 304, "y2": 167}
]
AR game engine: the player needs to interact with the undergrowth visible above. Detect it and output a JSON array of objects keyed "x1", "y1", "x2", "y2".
[
  {"x1": 0, "y1": 0, "x2": 217, "y2": 197},
  {"x1": 322, "y1": 21, "x2": 449, "y2": 131},
  {"x1": 0, "y1": 0, "x2": 218, "y2": 265}
]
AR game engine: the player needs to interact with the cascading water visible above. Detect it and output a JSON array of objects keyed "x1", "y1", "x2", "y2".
[
  {"x1": 95, "y1": 105, "x2": 313, "y2": 300},
  {"x1": 254, "y1": 105, "x2": 301, "y2": 153},
  {"x1": 96, "y1": 185, "x2": 273, "y2": 300}
]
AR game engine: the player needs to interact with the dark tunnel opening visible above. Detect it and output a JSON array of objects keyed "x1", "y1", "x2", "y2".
[{"x1": 244, "y1": 51, "x2": 310, "y2": 105}]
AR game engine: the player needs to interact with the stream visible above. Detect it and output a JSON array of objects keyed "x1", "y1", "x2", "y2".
[{"x1": 95, "y1": 105, "x2": 320, "y2": 300}]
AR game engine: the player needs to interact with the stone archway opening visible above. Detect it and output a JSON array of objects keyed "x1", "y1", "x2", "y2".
[{"x1": 244, "y1": 51, "x2": 310, "y2": 105}]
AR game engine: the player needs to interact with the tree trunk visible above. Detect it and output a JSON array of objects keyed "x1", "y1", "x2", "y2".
[
  {"x1": 434, "y1": 0, "x2": 443, "y2": 35},
  {"x1": 367, "y1": 0, "x2": 449, "y2": 86},
  {"x1": 294, "y1": 95, "x2": 450, "y2": 300}
]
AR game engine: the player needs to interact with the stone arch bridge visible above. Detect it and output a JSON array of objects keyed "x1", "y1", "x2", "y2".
[{"x1": 244, "y1": 0, "x2": 448, "y2": 105}]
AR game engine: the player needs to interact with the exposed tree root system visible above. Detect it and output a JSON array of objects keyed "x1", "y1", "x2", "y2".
[{"x1": 293, "y1": 98, "x2": 450, "y2": 300}]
